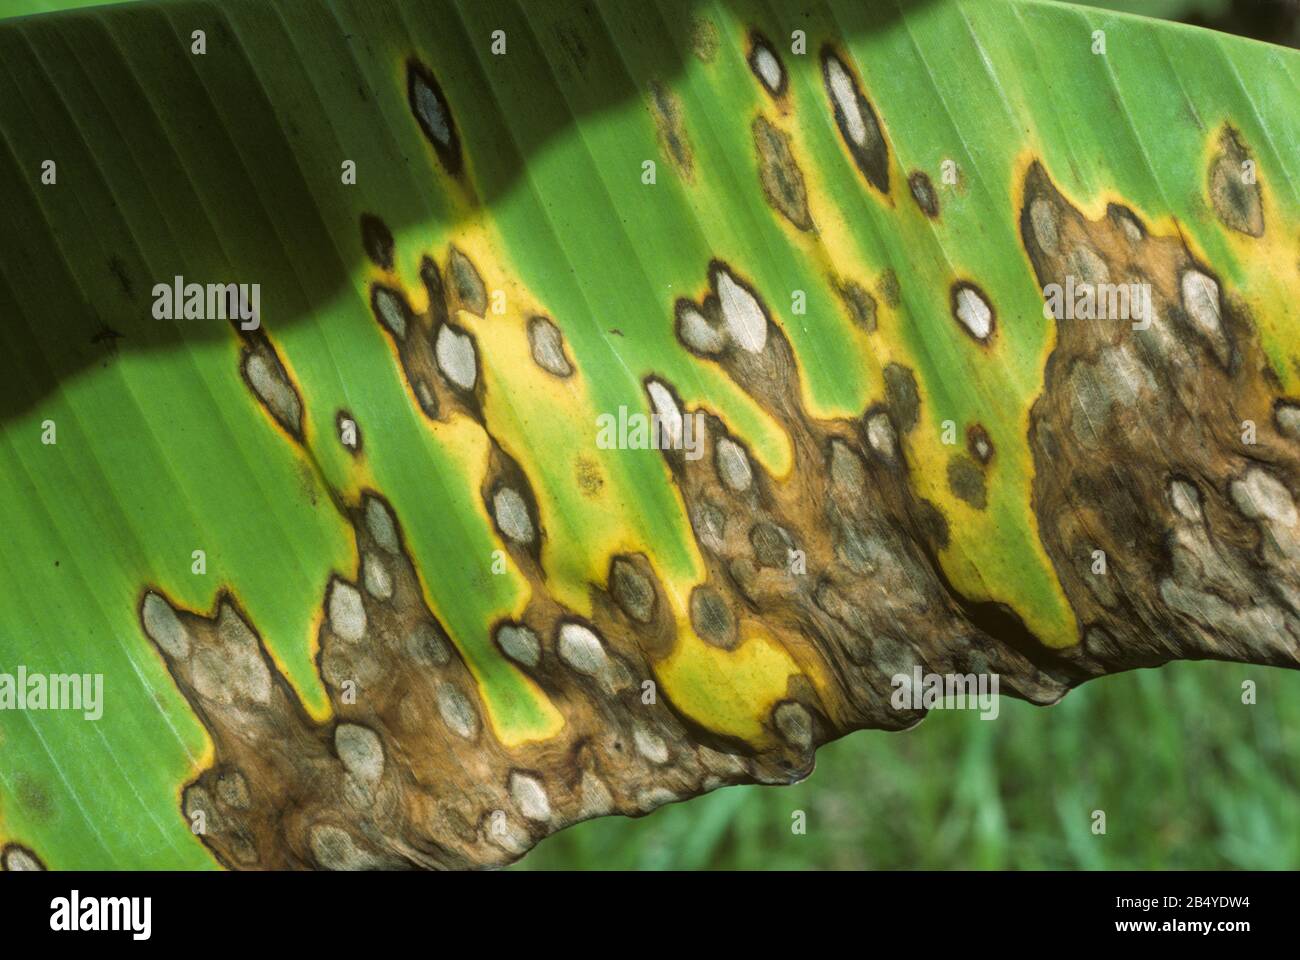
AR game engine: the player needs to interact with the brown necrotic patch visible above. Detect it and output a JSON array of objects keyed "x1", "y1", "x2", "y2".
[
  {"x1": 882, "y1": 363, "x2": 920, "y2": 433},
  {"x1": 1019, "y1": 158, "x2": 1300, "y2": 677},
  {"x1": 652, "y1": 277, "x2": 1074, "y2": 736},
  {"x1": 747, "y1": 31, "x2": 787, "y2": 98},
  {"x1": 946, "y1": 454, "x2": 987, "y2": 510},
  {"x1": 820, "y1": 47, "x2": 890, "y2": 195},
  {"x1": 967, "y1": 424, "x2": 993, "y2": 464},
  {"x1": 908, "y1": 170, "x2": 939, "y2": 218},
  {"x1": 649, "y1": 80, "x2": 694, "y2": 181},
  {"x1": 690, "y1": 16, "x2": 719, "y2": 63},
  {"x1": 360, "y1": 213, "x2": 395, "y2": 271},
  {"x1": 753, "y1": 116, "x2": 812, "y2": 232},
  {"x1": 833, "y1": 275, "x2": 877, "y2": 332},
  {"x1": 1208, "y1": 125, "x2": 1263, "y2": 238},
  {"x1": 407, "y1": 60, "x2": 463, "y2": 178},
  {"x1": 878, "y1": 268, "x2": 901, "y2": 309}
]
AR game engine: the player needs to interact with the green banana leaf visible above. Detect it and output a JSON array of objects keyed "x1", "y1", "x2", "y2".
[{"x1": 0, "y1": 0, "x2": 1297, "y2": 869}]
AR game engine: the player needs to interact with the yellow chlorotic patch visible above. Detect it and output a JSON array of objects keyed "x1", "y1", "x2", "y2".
[{"x1": 655, "y1": 618, "x2": 803, "y2": 744}]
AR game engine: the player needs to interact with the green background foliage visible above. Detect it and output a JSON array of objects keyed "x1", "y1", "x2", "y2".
[{"x1": 518, "y1": 664, "x2": 1300, "y2": 869}]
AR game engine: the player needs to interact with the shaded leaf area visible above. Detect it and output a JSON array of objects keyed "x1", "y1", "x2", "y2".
[{"x1": 0, "y1": 0, "x2": 1298, "y2": 869}]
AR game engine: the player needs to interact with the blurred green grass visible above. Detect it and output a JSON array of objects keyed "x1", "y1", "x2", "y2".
[{"x1": 515, "y1": 662, "x2": 1300, "y2": 869}]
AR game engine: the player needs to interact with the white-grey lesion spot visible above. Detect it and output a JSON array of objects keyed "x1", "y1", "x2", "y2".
[
  {"x1": 1, "y1": 845, "x2": 45, "y2": 871},
  {"x1": 1029, "y1": 198, "x2": 1060, "y2": 256},
  {"x1": 492, "y1": 485, "x2": 535, "y2": 546},
  {"x1": 509, "y1": 772, "x2": 552, "y2": 823},
  {"x1": 632, "y1": 724, "x2": 670, "y2": 765},
  {"x1": 495, "y1": 622, "x2": 541, "y2": 668},
  {"x1": 821, "y1": 48, "x2": 890, "y2": 193},
  {"x1": 690, "y1": 584, "x2": 737, "y2": 649},
  {"x1": 1179, "y1": 268, "x2": 1231, "y2": 368},
  {"x1": 676, "y1": 300, "x2": 727, "y2": 355},
  {"x1": 557, "y1": 621, "x2": 609, "y2": 676},
  {"x1": 406, "y1": 620, "x2": 451, "y2": 667},
  {"x1": 578, "y1": 772, "x2": 614, "y2": 818},
  {"x1": 334, "y1": 723, "x2": 385, "y2": 791},
  {"x1": 951, "y1": 282, "x2": 994, "y2": 343},
  {"x1": 714, "y1": 264, "x2": 768, "y2": 353},
  {"x1": 747, "y1": 31, "x2": 786, "y2": 97},
  {"x1": 142, "y1": 591, "x2": 192, "y2": 659},
  {"x1": 636, "y1": 787, "x2": 679, "y2": 813},
  {"x1": 364, "y1": 495, "x2": 400, "y2": 555},
  {"x1": 407, "y1": 60, "x2": 463, "y2": 177},
  {"x1": 1070, "y1": 245, "x2": 1110, "y2": 286},
  {"x1": 370, "y1": 285, "x2": 410, "y2": 341},
  {"x1": 610, "y1": 558, "x2": 656, "y2": 624},
  {"x1": 437, "y1": 682, "x2": 479, "y2": 739},
  {"x1": 1167, "y1": 478, "x2": 1203, "y2": 524},
  {"x1": 865, "y1": 410, "x2": 898, "y2": 463},
  {"x1": 241, "y1": 342, "x2": 303, "y2": 439},
  {"x1": 1230, "y1": 467, "x2": 1297, "y2": 527},
  {"x1": 1275, "y1": 402, "x2": 1300, "y2": 441},
  {"x1": 191, "y1": 604, "x2": 274, "y2": 706},
  {"x1": 310, "y1": 824, "x2": 382, "y2": 871},
  {"x1": 328, "y1": 579, "x2": 368, "y2": 643},
  {"x1": 715, "y1": 436, "x2": 754, "y2": 492},
  {"x1": 773, "y1": 701, "x2": 813, "y2": 751},
  {"x1": 362, "y1": 553, "x2": 393, "y2": 600},
  {"x1": 527, "y1": 316, "x2": 573, "y2": 377},
  {"x1": 447, "y1": 246, "x2": 487, "y2": 317},
  {"x1": 435, "y1": 323, "x2": 478, "y2": 392},
  {"x1": 645, "y1": 378, "x2": 685, "y2": 449}
]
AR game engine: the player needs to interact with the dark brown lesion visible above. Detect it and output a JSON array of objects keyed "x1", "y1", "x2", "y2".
[
  {"x1": 1019, "y1": 159, "x2": 1300, "y2": 677},
  {"x1": 946, "y1": 453, "x2": 987, "y2": 510},
  {"x1": 654, "y1": 262, "x2": 1075, "y2": 741},
  {"x1": 908, "y1": 170, "x2": 939, "y2": 219},
  {"x1": 820, "y1": 46, "x2": 890, "y2": 196},
  {"x1": 648, "y1": 80, "x2": 694, "y2": 182},
  {"x1": 407, "y1": 60, "x2": 464, "y2": 179},
  {"x1": 143, "y1": 474, "x2": 812, "y2": 868},
  {"x1": 366, "y1": 238, "x2": 489, "y2": 425},
  {"x1": 832, "y1": 275, "x2": 877, "y2": 331},
  {"x1": 360, "y1": 214, "x2": 395, "y2": 271},
  {"x1": 1208, "y1": 125, "x2": 1264, "y2": 238},
  {"x1": 753, "y1": 115, "x2": 813, "y2": 232},
  {"x1": 967, "y1": 423, "x2": 994, "y2": 464}
]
